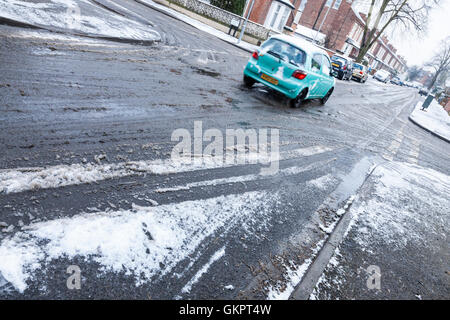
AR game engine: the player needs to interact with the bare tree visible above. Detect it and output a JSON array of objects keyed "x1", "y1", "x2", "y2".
[
  {"x1": 425, "y1": 37, "x2": 450, "y2": 89},
  {"x1": 407, "y1": 65, "x2": 423, "y2": 81},
  {"x1": 355, "y1": 0, "x2": 440, "y2": 63}
]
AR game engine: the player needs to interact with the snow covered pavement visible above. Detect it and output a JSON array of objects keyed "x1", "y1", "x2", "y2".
[
  {"x1": 310, "y1": 161, "x2": 450, "y2": 299},
  {"x1": 409, "y1": 100, "x2": 450, "y2": 142}
]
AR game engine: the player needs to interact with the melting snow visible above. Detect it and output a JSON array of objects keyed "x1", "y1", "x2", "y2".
[
  {"x1": 0, "y1": 0, "x2": 160, "y2": 42},
  {"x1": 0, "y1": 191, "x2": 277, "y2": 292}
]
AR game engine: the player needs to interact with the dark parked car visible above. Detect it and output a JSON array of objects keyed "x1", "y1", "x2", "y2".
[
  {"x1": 330, "y1": 54, "x2": 353, "y2": 80},
  {"x1": 419, "y1": 87, "x2": 429, "y2": 96}
]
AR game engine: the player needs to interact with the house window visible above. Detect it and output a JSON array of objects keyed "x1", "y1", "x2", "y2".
[
  {"x1": 377, "y1": 47, "x2": 385, "y2": 59},
  {"x1": 278, "y1": 7, "x2": 289, "y2": 30},
  {"x1": 333, "y1": 0, "x2": 342, "y2": 9},
  {"x1": 270, "y1": 4, "x2": 282, "y2": 29},
  {"x1": 325, "y1": 0, "x2": 333, "y2": 7},
  {"x1": 294, "y1": 0, "x2": 308, "y2": 24},
  {"x1": 265, "y1": 2, "x2": 293, "y2": 32}
]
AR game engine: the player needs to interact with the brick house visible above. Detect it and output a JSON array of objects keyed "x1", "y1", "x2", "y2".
[
  {"x1": 244, "y1": 0, "x2": 407, "y2": 74},
  {"x1": 244, "y1": 0, "x2": 296, "y2": 32}
]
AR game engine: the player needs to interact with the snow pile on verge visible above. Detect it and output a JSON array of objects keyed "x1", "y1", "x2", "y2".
[
  {"x1": 410, "y1": 100, "x2": 450, "y2": 141},
  {"x1": 0, "y1": 0, "x2": 160, "y2": 42},
  {"x1": 0, "y1": 191, "x2": 277, "y2": 292}
]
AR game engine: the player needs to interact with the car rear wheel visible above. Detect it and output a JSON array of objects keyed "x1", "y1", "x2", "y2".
[
  {"x1": 243, "y1": 75, "x2": 255, "y2": 88},
  {"x1": 289, "y1": 89, "x2": 308, "y2": 108},
  {"x1": 320, "y1": 88, "x2": 333, "y2": 105}
]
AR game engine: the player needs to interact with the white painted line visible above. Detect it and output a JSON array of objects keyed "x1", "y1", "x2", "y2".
[
  {"x1": 0, "y1": 145, "x2": 335, "y2": 194},
  {"x1": 180, "y1": 246, "x2": 225, "y2": 294},
  {"x1": 383, "y1": 124, "x2": 405, "y2": 161},
  {"x1": 155, "y1": 158, "x2": 336, "y2": 193},
  {"x1": 408, "y1": 139, "x2": 421, "y2": 164}
]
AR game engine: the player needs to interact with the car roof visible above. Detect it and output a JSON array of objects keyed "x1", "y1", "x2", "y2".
[
  {"x1": 269, "y1": 34, "x2": 330, "y2": 58},
  {"x1": 332, "y1": 54, "x2": 352, "y2": 61}
]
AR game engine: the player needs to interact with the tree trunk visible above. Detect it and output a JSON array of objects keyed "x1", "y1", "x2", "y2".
[{"x1": 428, "y1": 71, "x2": 441, "y2": 90}]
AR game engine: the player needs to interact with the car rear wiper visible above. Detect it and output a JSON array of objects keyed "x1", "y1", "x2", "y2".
[{"x1": 267, "y1": 50, "x2": 284, "y2": 61}]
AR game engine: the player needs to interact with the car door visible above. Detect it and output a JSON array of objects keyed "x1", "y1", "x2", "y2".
[
  {"x1": 308, "y1": 53, "x2": 323, "y2": 98},
  {"x1": 320, "y1": 54, "x2": 334, "y2": 96}
]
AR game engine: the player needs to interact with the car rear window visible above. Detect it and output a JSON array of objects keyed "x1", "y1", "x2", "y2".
[
  {"x1": 353, "y1": 63, "x2": 363, "y2": 70},
  {"x1": 260, "y1": 39, "x2": 306, "y2": 67},
  {"x1": 331, "y1": 56, "x2": 347, "y2": 64}
]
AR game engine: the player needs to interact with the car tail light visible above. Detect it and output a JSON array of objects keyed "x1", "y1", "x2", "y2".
[
  {"x1": 343, "y1": 65, "x2": 347, "y2": 70},
  {"x1": 292, "y1": 70, "x2": 307, "y2": 80},
  {"x1": 360, "y1": 71, "x2": 363, "y2": 75},
  {"x1": 252, "y1": 51, "x2": 259, "y2": 60}
]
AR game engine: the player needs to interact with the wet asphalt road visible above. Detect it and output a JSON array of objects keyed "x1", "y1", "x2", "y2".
[{"x1": 0, "y1": 0, "x2": 449, "y2": 299}]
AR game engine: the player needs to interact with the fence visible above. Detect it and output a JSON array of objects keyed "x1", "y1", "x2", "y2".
[{"x1": 167, "y1": 0, "x2": 276, "y2": 40}]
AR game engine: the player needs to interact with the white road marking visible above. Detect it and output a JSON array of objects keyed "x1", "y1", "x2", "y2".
[
  {"x1": 0, "y1": 145, "x2": 335, "y2": 194},
  {"x1": 382, "y1": 124, "x2": 405, "y2": 161},
  {"x1": 155, "y1": 158, "x2": 336, "y2": 193},
  {"x1": 180, "y1": 246, "x2": 225, "y2": 294},
  {"x1": 408, "y1": 139, "x2": 421, "y2": 164}
]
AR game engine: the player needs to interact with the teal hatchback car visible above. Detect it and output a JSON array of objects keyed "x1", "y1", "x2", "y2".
[{"x1": 243, "y1": 34, "x2": 335, "y2": 108}]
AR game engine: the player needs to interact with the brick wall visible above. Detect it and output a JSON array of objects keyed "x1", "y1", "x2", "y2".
[{"x1": 247, "y1": 0, "x2": 273, "y2": 25}]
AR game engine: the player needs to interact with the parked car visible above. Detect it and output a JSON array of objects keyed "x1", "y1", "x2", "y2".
[
  {"x1": 243, "y1": 34, "x2": 335, "y2": 108},
  {"x1": 351, "y1": 62, "x2": 368, "y2": 83},
  {"x1": 419, "y1": 87, "x2": 429, "y2": 96},
  {"x1": 390, "y1": 76, "x2": 402, "y2": 85},
  {"x1": 330, "y1": 54, "x2": 353, "y2": 80},
  {"x1": 373, "y1": 69, "x2": 390, "y2": 83}
]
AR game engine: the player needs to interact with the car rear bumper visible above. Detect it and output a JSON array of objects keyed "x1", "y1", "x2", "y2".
[{"x1": 244, "y1": 63, "x2": 303, "y2": 99}]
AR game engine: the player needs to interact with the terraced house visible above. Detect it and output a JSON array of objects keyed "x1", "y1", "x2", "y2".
[{"x1": 244, "y1": 0, "x2": 407, "y2": 74}]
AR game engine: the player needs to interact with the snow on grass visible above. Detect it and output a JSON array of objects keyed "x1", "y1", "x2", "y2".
[
  {"x1": 0, "y1": 190, "x2": 278, "y2": 292},
  {"x1": 180, "y1": 246, "x2": 225, "y2": 294},
  {"x1": 0, "y1": 0, "x2": 160, "y2": 42},
  {"x1": 0, "y1": 145, "x2": 335, "y2": 194},
  {"x1": 410, "y1": 100, "x2": 450, "y2": 141}
]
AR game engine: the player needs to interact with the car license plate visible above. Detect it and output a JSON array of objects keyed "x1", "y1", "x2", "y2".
[
  {"x1": 261, "y1": 73, "x2": 278, "y2": 85},
  {"x1": 331, "y1": 63, "x2": 339, "y2": 67}
]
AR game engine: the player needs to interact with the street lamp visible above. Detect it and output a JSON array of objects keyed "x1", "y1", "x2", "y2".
[
  {"x1": 238, "y1": 0, "x2": 255, "y2": 44},
  {"x1": 314, "y1": 1, "x2": 332, "y2": 42}
]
